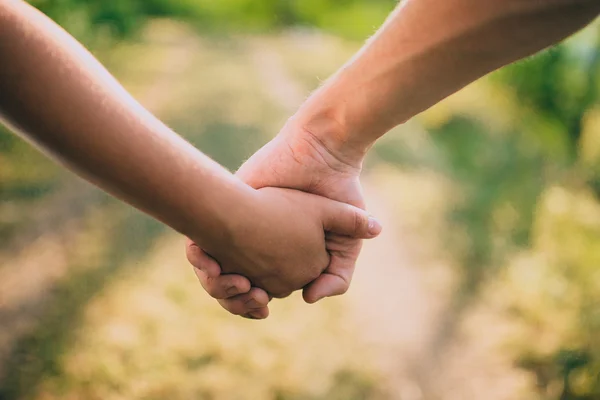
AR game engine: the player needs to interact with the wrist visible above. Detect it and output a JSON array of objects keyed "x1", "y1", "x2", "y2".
[
  {"x1": 288, "y1": 107, "x2": 370, "y2": 171},
  {"x1": 290, "y1": 64, "x2": 402, "y2": 168},
  {"x1": 183, "y1": 174, "x2": 259, "y2": 252}
]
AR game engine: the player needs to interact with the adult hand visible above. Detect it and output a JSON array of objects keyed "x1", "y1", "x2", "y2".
[
  {"x1": 190, "y1": 0, "x2": 600, "y2": 320},
  {"x1": 187, "y1": 118, "x2": 371, "y2": 318}
]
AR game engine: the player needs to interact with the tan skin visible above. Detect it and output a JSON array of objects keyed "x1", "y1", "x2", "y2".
[
  {"x1": 0, "y1": 0, "x2": 383, "y2": 318},
  {"x1": 190, "y1": 0, "x2": 600, "y2": 317}
]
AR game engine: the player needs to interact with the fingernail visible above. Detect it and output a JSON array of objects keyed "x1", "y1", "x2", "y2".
[
  {"x1": 368, "y1": 216, "x2": 382, "y2": 236},
  {"x1": 226, "y1": 286, "x2": 239, "y2": 296}
]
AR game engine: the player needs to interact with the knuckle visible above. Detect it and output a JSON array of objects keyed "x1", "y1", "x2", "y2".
[
  {"x1": 307, "y1": 268, "x2": 322, "y2": 283},
  {"x1": 204, "y1": 280, "x2": 222, "y2": 298},
  {"x1": 185, "y1": 246, "x2": 196, "y2": 263},
  {"x1": 185, "y1": 238, "x2": 196, "y2": 251},
  {"x1": 331, "y1": 272, "x2": 352, "y2": 296},
  {"x1": 185, "y1": 240, "x2": 202, "y2": 259},
  {"x1": 207, "y1": 287, "x2": 220, "y2": 298},
  {"x1": 337, "y1": 284, "x2": 350, "y2": 295},
  {"x1": 351, "y1": 208, "x2": 364, "y2": 234}
]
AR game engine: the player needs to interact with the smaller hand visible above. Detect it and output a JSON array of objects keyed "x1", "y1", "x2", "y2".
[{"x1": 187, "y1": 186, "x2": 381, "y2": 319}]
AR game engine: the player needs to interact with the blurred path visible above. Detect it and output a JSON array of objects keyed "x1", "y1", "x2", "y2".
[
  {"x1": 250, "y1": 41, "x2": 442, "y2": 398},
  {"x1": 349, "y1": 179, "x2": 436, "y2": 399}
]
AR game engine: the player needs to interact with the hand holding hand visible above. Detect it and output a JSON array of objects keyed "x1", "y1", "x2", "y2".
[
  {"x1": 188, "y1": 118, "x2": 372, "y2": 318},
  {"x1": 188, "y1": 181, "x2": 379, "y2": 318}
]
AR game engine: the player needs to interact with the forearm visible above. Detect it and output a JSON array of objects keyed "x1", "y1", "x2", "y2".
[
  {"x1": 0, "y1": 0, "x2": 254, "y2": 249},
  {"x1": 294, "y1": 0, "x2": 600, "y2": 166}
]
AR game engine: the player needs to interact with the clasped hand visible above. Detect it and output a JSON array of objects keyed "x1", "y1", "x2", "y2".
[{"x1": 187, "y1": 121, "x2": 379, "y2": 319}]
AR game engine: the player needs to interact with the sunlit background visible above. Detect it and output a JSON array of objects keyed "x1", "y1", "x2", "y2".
[{"x1": 1, "y1": 1, "x2": 600, "y2": 399}]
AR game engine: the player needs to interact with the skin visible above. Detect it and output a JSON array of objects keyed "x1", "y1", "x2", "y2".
[
  {"x1": 0, "y1": 0, "x2": 383, "y2": 319},
  {"x1": 190, "y1": 0, "x2": 600, "y2": 318}
]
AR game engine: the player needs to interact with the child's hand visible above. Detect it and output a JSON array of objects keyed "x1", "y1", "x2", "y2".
[
  {"x1": 208, "y1": 187, "x2": 380, "y2": 297},
  {"x1": 187, "y1": 187, "x2": 381, "y2": 318}
]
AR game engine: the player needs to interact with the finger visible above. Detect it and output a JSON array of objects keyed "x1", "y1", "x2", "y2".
[
  {"x1": 217, "y1": 287, "x2": 271, "y2": 318},
  {"x1": 186, "y1": 238, "x2": 221, "y2": 278},
  {"x1": 193, "y1": 267, "x2": 252, "y2": 299},
  {"x1": 302, "y1": 238, "x2": 362, "y2": 303},
  {"x1": 303, "y1": 274, "x2": 346, "y2": 304},
  {"x1": 243, "y1": 307, "x2": 269, "y2": 320},
  {"x1": 272, "y1": 291, "x2": 292, "y2": 299},
  {"x1": 319, "y1": 201, "x2": 382, "y2": 239},
  {"x1": 302, "y1": 255, "x2": 353, "y2": 303}
]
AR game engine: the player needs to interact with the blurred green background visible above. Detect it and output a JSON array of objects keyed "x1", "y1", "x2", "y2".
[{"x1": 1, "y1": 1, "x2": 600, "y2": 399}]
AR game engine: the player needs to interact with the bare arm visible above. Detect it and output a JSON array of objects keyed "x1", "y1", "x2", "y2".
[
  {"x1": 0, "y1": 0, "x2": 379, "y2": 302},
  {"x1": 293, "y1": 0, "x2": 600, "y2": 166},
  {"x1": 0, "y1": 0, "x2": 252, "y2": 246}
]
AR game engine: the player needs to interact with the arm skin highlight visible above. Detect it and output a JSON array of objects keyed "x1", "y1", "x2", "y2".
[
  {"x1": 293, "y1": 0, "x2": 600, "y2": 166},
  {"x1": 0, "y1": 0, "x2": 253, "y2": 249}
]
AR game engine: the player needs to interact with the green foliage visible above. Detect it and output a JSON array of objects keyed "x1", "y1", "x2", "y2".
[
  {"x1": 28, "y1": 0, "x2": 397, "y2": 42},
  {"x1": 493, "y1": 31, "x2": 600, "y2": 162},
  {"x1": 429, "y1": 116, "x2": 545, "y2": 276},
  {"x1": 28, "y1": 0, "x2": 146, "y2": 42}
]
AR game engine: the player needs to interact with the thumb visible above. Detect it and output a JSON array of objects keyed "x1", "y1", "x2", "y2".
[
  {"x1": 185, "y1": 238, "x2": 221, "y2": 278},
  {"x1": 320, "y1": 200, "x2": 382, "y2": 238},
  {"x1": 235, "y1": 141, "x2": 278, "y2": 189},
  {"x1": 235, "y1": 161, "x2": 263, "y2": 189}
]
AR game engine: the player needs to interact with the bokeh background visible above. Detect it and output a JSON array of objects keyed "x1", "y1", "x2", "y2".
[{"x1": 1, "y1": 1, "x2": 600, "y2": 399}]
